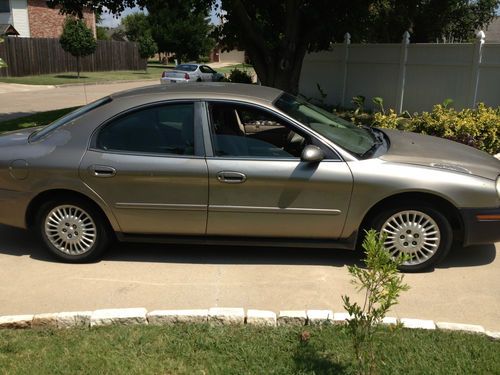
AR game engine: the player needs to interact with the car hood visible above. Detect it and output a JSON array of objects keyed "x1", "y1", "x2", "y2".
[{"x1": 379, "y1": 129, "x2": 500, "y2": 181}]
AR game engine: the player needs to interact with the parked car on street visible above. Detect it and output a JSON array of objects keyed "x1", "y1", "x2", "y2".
[
  {"x1": 0, "y1": 83, "x2": 499, "y2": 271},
  {"x1": 160, "y1": 63, "x2": 224, "y2": 84}
]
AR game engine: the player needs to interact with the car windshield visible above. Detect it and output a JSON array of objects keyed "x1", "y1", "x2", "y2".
[
  {"x1": 274, "y1": 93, "x2": 376, "y2": 157},
  {"x1": 176, "y1": 64, "x2": 198, "y2": 72},
  {"x1": 29, "y1": 97, "x2": 111, "y2": 142}
]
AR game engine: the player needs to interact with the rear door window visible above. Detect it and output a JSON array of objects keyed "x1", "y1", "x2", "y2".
[{"x1": 96, "y1": 103, "x2": 195, "y2": 155}]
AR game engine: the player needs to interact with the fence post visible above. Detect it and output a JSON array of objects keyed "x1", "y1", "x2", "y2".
[
  {"x1": 340, "y1": 32, "x2": 351, "y2": 107},
  {"x1": 469, "y1": 30, "x2": 485, "y2": 108},
  {"x1": 395, "y1": 31, "x2": 410, "y2": 113}
]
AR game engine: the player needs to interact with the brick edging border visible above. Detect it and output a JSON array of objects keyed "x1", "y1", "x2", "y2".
[{"x1": 0, "y1": 308, "x2": 498, "y2": 340}]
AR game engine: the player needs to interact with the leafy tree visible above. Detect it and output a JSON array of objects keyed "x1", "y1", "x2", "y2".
[
  {"x1": 0, "y1": 37, "x2": 7, "y2": 68},
  {"x1": 122, "y1": 12, "x2": 150, "y2": 42},
  {"x1": 362, "y1": 0, "x2": 500, "y2": 43},
  {"x1": 47, "y1": 0, "x2": 500, "y2": 92},
  {"x1": 147, "y1": 1, "x2": 215, "y2": 63},
  {"x1": 96, "y1": 26, "x2": 109, "y2": 40},
  {"x1": 137, "y1": 34, "x2": 157, "y2": 70},
  {"x1": 59, "y1": 18, "x2": 97, "y2": 78}
]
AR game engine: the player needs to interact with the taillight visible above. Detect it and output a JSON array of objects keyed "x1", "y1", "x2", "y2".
[
  {"x1": 161, "y1": 71, "x2": 166, "y2": 78},
  {"x1": 184, "y1": 73, "x2": 190, "y2": 80}
]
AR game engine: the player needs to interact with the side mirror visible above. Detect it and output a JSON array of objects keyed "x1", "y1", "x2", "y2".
[{"x1": 301, "y1": 145, "x2": 324, "y2": 163}]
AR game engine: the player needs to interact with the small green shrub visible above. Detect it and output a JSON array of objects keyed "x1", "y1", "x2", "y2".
[
  {"x1": 373, "y1": 103, "x2": 500, "y2": 154},
  {"x1": 342, "y1": 230, "x2": 410, "y2": 375},
  {"x1": 228, "y1": 68, "x2": 253, "y2": 83}
]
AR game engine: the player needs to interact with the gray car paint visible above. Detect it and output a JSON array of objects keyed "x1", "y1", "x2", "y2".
[{"x1": 0, "y1": 83, "x2": 499, "y2": 250}]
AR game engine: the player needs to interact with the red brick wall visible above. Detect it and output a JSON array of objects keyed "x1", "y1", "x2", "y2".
[{"x1": 27, "y1": 0, "x2": 96, "y2": 38}]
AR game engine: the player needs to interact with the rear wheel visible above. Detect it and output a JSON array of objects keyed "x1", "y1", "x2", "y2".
[
  {"x1": 37, "y1": 199, "x2": 111, "y2": 262},
  {"x1": 370, "y1": 205, "x2": 453, "y2": 272}
]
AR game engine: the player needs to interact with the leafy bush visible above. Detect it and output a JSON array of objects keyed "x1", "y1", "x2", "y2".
[
  {"x1": 342, "y1": 230, "x2": 410, "y2": 375},
  {"x1": 228, "y1": 68, "x2": 253, "y2": 84},
  {"x1": 372, "y1": 103, "x2": 500, "y2": 154}
]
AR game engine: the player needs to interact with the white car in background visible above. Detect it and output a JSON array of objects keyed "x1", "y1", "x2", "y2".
[{"x1": 160, "y1": 64, "x2": 225, "y2": 84}]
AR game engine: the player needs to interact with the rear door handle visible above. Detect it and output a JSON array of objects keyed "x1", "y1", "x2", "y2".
[
  {"x1": 90, "y1": 165, "x2": 116, "y2": 178},
  {"x1": 217, "y1": 171, "x2": 247, "y2": 184}
]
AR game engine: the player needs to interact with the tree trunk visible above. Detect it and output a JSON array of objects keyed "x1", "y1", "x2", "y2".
[
  {"x1": 227, "y1": 0, "x2": 307, "y2": 94},
  {"x1": 76, "y1": 55, "x2": 80, "y2": 78},
  {"x1": 246, "y1": 43, "x2": 307, "y2": 94}
]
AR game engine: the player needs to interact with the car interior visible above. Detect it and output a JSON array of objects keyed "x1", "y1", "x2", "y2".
[{"x1": 208, "y1": 103, "x2": 309, "y2": 158}]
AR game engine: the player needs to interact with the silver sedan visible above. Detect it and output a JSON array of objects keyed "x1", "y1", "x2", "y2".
[
  {"x1": 0, "y1": 83, "x2": 499, "y2": 271},
  {"x1": 160, "y1": 64, "x2": 224, "y2": 84}
]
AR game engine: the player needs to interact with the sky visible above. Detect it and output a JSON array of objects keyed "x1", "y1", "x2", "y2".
[{"x1": 99, "y1": 2, "x2": 221, "y2": 28}]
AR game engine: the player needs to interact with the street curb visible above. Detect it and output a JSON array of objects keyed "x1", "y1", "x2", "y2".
[{"x1": 0, "y1": 308, "x2": 498, "y2": 340}]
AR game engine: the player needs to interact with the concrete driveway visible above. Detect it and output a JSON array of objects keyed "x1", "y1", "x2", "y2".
[
  {"x1": 0, "y1": 80, "x2": 158, "y2": 121},
  {"x1": 0, "y1": 224, "x2": 498, "y2": 331}
]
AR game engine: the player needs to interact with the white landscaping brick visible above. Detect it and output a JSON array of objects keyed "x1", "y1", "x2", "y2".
[
  {"x1": 306, "y1": 310, "x2": 333, "y2": 325},
  {"x1": 208, "y1": 307, "x2": 245, "y2": 325},
  {"x1": 485, "y1": 331, "x2": 500, "y2": 340},
  {"x1": 32, "y1": 313, "x2": 59, "y2": 328},
  {"x1": 436, "y1": 322, "x2": 485, "y2": 334},
  {"x1": 0, "y1": 315, "x2": 33, "y2": 329},
  {"x1": 332, "y1": 312, "x2": 353, "y2": 325},
  {"x1": 401, "y1": 318, "x2": 436, "y2": 330},
  {"x1": 56, "y1": 311, "x2": 92, "y2": 328},
  {"x1": 90, "y1": 308, "x2": 148, "y2": 327},
  {"x1": 246, "y1": 309, "x2": 276, "y2": 326},
  {"x1": 381, "y1": 317, "x2": 398, "y2": 325},
  {"x1": 147, "y1": 309, "x2": 208, "y2": 325},
  {"x1": 277, "y1": 310, "x2": 307, "y2": 326},
  {"x1": 494, "y1": 153, "x2": 500, "y2": 160}
]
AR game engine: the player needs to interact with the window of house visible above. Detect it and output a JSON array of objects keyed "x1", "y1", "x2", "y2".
[
  {"x1": 97, "y1": 103, "x2": 195, "y2": 155},
  {"x1": 208, "y1": 102, "x2": 311, "y2": 158},
  {"x1": 0, "y1": 0, "x2": 10, "y2": 13}
]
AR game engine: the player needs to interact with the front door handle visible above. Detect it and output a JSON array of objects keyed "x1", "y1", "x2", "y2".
[
  {"x1": 90, "y1": 165, "x2": 116, "y2": 178},
  {"x1": 217, "y1": 171, "x2": 247, "y2": 184}
]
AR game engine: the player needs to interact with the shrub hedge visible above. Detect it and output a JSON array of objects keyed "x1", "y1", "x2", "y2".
[{"x1": 370, "y1": 104, "x2": 500, "y2": 155}]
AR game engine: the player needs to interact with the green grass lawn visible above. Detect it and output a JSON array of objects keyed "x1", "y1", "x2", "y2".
[
  {"x1": 0, "y1": 66, "x2": 166, "y2": 86},
  {"x1": 0, "y1": 64, "x2": 252, "y2": 86},
  {"x1": 0, "y1": 107, "x2": 78, "y2": 133},
  {"x1": 0, "y1": 325, "x2": 498, "y2": 374}
]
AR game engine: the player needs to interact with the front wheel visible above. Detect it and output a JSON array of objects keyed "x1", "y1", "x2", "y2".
[
  {"x1": 37, "y1": 199, "x2": 111, "y2": 263},
  {"x1": 370, "y1": 206, "x2": 453, "y2": 272}
]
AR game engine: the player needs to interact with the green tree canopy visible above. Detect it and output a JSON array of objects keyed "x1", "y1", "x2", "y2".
[
  {"x1": 147, "y1": 0, "x2": 215, "y2": 63},
  {"x1": 122, "y1": 12, "x2": 150, "y2": 42},
  {"x1": 137, "y1": 33, "x2": 157, "y2": 60},
  {"x1": 59, "y1": 18, "x2": 97, "y2": 77}
]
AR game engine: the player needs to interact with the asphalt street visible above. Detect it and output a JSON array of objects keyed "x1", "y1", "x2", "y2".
[
  {"x1": 0, "y1": 224, "x2": 498, "y2": 331},
  {"x1": 0, "y1": 80, "x2": 158, "y2": 121}
]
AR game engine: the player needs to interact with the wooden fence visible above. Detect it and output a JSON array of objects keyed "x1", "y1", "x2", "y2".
[{"x1": 0, "y1": 38, "x2": 147, "y2": 77}]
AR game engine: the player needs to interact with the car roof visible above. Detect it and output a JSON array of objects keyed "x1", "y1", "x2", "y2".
[{"x1": 110, "y1": 83, "x2": 284, "y2": 105}]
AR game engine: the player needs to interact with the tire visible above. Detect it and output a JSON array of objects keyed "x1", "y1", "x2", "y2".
[
  {"x1": 37, "y1": 198, "x2": 112, "y2": 263},
  {"x1": 369, "y1": 205, "x2": 453, "y2": 272}
]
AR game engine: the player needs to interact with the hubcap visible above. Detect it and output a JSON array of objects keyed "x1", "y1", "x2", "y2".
[
  {"x1": 380, "y1": 210, "x2": 440, "y2": 266},
  {"x1": 44, "y1": 205, "x2": 96, "y2": 255}
]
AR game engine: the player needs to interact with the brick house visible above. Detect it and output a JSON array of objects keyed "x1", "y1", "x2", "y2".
[{"x1": 0, "y1": 0, "x2": 95, "y2": 38}]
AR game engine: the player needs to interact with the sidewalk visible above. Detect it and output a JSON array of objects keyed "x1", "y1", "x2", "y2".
[{"x1": 0, "y1": 80, "x2": 158, "y2": 122}]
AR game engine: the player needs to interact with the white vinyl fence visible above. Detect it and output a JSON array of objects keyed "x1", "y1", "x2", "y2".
[{"x1": 299, "y1": 31, "x2": 500, "y2": 112}]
